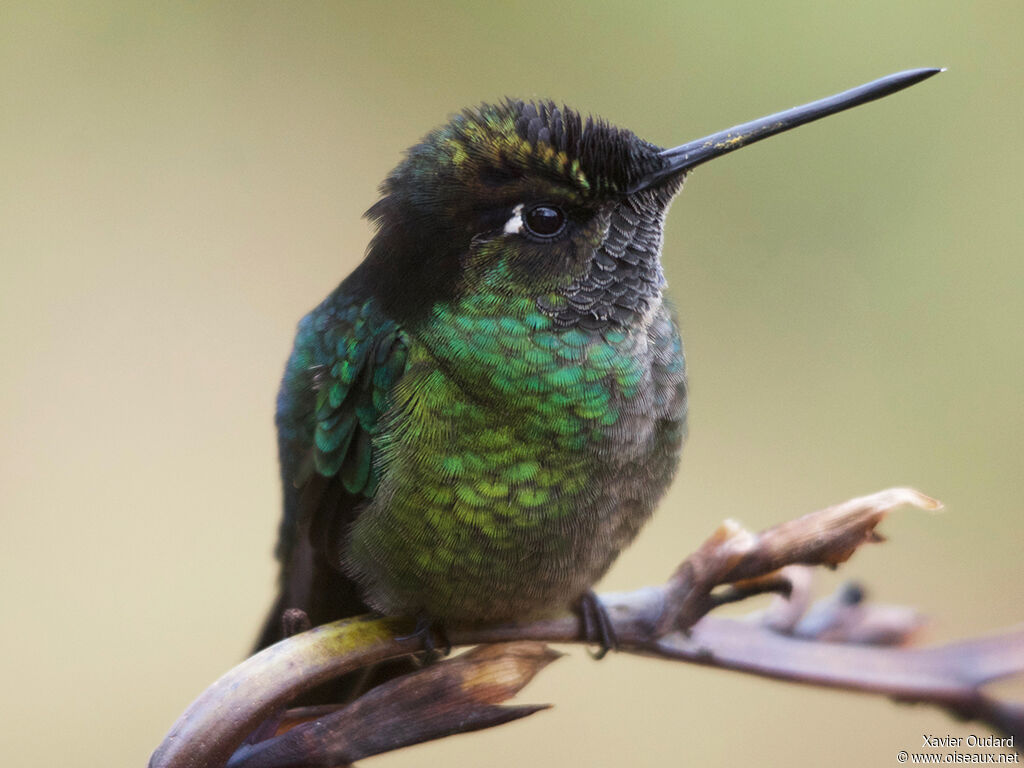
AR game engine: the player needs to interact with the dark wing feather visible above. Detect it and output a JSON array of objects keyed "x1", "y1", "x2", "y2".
[{"x1": 256, "y1": 284, "x2": 408, "y2": 651}]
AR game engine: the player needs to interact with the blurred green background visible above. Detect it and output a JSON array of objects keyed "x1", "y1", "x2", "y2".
[{"x1": 2, "y1": 2, "x2": 1021, "y2": 766}]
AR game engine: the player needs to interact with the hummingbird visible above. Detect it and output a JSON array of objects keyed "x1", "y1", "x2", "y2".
[{"x1": 257, "y1": 69, "x2": 940, "y2": 654}]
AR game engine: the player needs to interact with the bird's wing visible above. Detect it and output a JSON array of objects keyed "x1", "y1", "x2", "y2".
[{"x1": 258, "y1": 286, "x2": 409, "y2": 649}]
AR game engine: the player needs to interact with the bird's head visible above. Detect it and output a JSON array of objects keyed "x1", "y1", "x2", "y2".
[
  {"x1": 363, "y1": 69, "x2": 940, "y2": 331},
  {"x1": 367, "y1": 100, "x2": 677, "y2": 329}
]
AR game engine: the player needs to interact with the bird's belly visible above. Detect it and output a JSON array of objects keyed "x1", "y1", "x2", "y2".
[{"x1": 342, "y1": 355, "x2": 685, "y2": 623}]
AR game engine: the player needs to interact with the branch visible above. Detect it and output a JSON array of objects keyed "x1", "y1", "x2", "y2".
[
  {"x1": 150, "y1": 488, "x2": 1024, "y2": 768},
  {"x1": 225, "y1": 642, "x2": 559, "y2": 768}
]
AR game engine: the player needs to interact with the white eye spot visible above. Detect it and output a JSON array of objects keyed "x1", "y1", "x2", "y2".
[{"x1": 503, "y1": 203, "x2": 524, "y2": 235}]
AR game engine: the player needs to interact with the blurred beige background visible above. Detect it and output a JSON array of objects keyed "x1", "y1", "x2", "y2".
[{"x1": 2, "y1": 2, "x2": 1022, "y2": 766}]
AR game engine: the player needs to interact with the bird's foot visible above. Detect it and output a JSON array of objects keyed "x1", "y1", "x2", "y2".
[
  {"x1": 280, "y1": 607, "x2": 312, "y2": 638},
  {"x1": 577, "y1": 590, "x2": 618, "y2": 660},
  {"x1": 396, "y1": 614, "x2": 451, "y2": 664}
]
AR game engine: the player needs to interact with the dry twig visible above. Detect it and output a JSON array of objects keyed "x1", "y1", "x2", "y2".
[
  {"x1": 226, "y1": 642, "x2": 559, "y2": 768},
  {"x1": 149, "y1": 488, "x2": 1024, "y2": 768}
]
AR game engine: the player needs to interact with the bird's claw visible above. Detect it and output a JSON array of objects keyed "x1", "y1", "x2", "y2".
[
  {"x1": 396, "y1": 614, "x2": 451, "y2": 663},
  {"x1": 578, "y1": 591, "x2": 618, "y2": 660}
]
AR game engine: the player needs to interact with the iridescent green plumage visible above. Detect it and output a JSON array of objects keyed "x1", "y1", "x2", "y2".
[
  {"x1": 347, "y1": 288, "x2": 686, "y2": 621},
  {"x1": 260, "y1": 100, "x2": 688, "y2": 645}
]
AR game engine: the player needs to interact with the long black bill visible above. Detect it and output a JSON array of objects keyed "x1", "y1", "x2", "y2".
[{"x1": 630, "y1": 67, "x2": 942, "y2": 194}]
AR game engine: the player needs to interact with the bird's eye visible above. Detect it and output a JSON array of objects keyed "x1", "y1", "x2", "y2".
[{"x1": 522, "y1": 204, "x2": 566, "y2": 239}]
